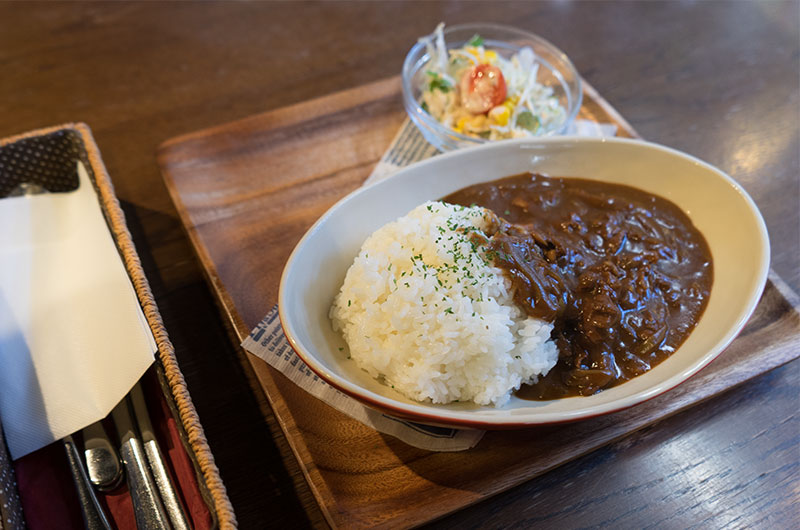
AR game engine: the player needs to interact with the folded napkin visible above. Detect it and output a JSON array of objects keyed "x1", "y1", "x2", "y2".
[
  {"x1": 242, "y1": 118, "x2": 618, "y2": 452},
  {"x1": 0, "y1": 162, "x2": 156, "y2": 460}
]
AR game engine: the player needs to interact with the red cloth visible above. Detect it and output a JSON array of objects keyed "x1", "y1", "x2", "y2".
[
  {"x1": 14, "y1": 443, "x2": 83, "y2": 529},
  {"x1": 13, "y1": 368, "x2": 213, "y2": 529}
]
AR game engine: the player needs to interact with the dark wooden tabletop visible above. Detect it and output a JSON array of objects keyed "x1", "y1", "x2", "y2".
[{"x1": 2, "y1": 1, "x2": 798, "y2": 528}]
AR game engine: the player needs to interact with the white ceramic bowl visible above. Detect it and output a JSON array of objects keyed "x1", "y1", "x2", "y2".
[{"x1": 279, "y1": 137, "x2": 770, "y2": 429}]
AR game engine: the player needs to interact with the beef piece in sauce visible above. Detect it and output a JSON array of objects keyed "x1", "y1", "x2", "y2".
[{"x1": 444, "y1": 173, "x2": 713, "y2": 400}]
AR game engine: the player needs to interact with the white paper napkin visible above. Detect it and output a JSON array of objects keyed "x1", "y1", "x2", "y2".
[
  {"x1": 241, "y1": 118, "x2": 618, "y2": 452},
  {"x1": 0, "y1": 162, "x2": 156, "y2": 460}
]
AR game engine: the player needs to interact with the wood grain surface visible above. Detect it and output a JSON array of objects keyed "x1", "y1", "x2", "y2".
[
  {"x1": 2, "y1": 1, "x2": 798, "y2": 528},
  {"x1": 158, "y1": 76, "x2": 800, "y2": 528}
]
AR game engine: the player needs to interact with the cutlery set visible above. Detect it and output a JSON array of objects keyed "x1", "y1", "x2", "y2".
[
  {"x1": 3, "y1": 166, "x2": 188, "y2": 528},
  {"x1": 63, "y1": 382, "x2": 189, "y2": 530}
]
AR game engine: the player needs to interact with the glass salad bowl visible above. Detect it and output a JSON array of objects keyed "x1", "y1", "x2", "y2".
[{"x1": 402, "y1": 23, "x2": 582, "y2": 152}]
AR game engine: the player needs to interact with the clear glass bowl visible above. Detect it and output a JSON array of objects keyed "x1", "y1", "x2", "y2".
[{"x1": 402, "y1": 23, "x2": 583, "y2": 152}]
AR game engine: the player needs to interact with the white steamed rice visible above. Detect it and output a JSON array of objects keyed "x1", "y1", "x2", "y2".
[{"x1": 330, "y1": 201, "x2": 557, "y2": 407}]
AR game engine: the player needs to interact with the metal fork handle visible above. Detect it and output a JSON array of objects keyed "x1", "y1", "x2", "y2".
[
  {"x1": 130, "y1": 383, "x2": 190, "y2": 530},
  {"x1": 118, "y1": 437, "x2": 171, "y2": 530},
  {"x1": 112, "y1": 398, "x2": 171, "y2": 530},
  {"x1": 142, "y1": 439, "x2": 190, "y2": 530}
]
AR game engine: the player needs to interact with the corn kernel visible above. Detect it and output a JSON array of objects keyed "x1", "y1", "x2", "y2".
[
  {"x1": 484, "y1": 50, "x2": 498, "y2": 63},
  {"x1": 467, "y1": 115, "x2": 487, "y2": 130},
  {"x1": 489, "y1": 105, "x2": 510, "y2": 126}
]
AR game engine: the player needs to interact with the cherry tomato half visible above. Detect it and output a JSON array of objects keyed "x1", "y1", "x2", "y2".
[{"x1": 459, "y1": 64, "x2": 507, "y2": 115}]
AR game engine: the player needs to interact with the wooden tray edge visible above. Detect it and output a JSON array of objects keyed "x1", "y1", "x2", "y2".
[{"x1": 158, "y1": 133, "x2": 341, "y2": 528}]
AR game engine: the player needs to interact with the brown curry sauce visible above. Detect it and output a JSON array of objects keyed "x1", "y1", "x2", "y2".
[{"x1": 443, "y1": 173, "x2": 713, "y2": 400}]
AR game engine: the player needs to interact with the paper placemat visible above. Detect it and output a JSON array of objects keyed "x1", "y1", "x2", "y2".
[{"x1": 240, "y1": 118, "x2": 618, "y2": 451}]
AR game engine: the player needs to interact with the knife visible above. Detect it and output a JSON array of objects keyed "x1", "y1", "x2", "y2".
[{"x1": 63, "y1": 435, "x2": 113, "y2": 530}]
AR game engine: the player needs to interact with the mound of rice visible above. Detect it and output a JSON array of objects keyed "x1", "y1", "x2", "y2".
[{"x1": 330, "y1": 201, "x2": 558, "y2": 407}]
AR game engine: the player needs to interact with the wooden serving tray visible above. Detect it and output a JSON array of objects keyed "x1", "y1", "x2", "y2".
[{"x1": 158, "y1": 77, "x2": 800, "y2": 528}]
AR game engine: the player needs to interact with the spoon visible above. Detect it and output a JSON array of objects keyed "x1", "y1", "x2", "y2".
[{"x1": 83, "y1": 421, "x2": 124, "y2": 491}]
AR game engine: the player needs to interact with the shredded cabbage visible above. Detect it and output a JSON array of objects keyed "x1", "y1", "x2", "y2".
[{"x1": 419, "y1": 23, "x2": 567, "y2": 140}]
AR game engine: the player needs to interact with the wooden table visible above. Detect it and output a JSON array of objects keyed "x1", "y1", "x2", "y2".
[{"x1": 2, "y1": 1, "x2": 798, "y2": 528}]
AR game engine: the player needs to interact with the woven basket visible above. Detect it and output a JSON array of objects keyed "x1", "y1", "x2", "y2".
[{"x1": 0, "y1": 123, "x2": 236, "y2": 529}]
